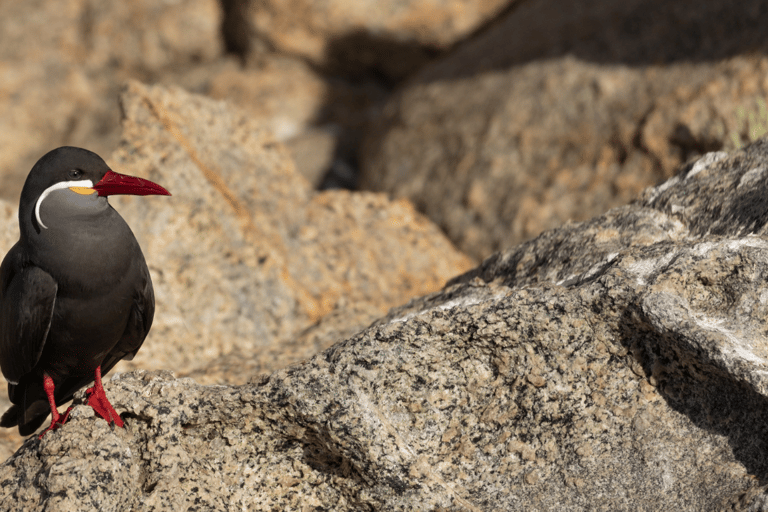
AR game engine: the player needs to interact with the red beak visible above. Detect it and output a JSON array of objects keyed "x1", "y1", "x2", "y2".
[{"x1": 93, "y1": 170, "x2": 171, "y2": 197}]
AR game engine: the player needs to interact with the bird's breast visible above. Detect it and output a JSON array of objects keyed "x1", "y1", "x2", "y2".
[
  {"x1": 33, "y1": 210, "x2": 150, "y2": 379},
  {"x1": 30, "y1": 209, "x2": 143, "y2": 294}
]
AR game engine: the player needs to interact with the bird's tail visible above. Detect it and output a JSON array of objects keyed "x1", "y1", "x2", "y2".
[
  {"x1": 0, "y1": 404, "x2": 20, "y2": 428},
  {"x1": 1, "y1": 397, "x2": 51, "y2": 436}
]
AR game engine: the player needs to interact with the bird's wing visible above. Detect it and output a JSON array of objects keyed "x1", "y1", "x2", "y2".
[
  {"x1": 34, "y1": 260, "x2": 154, "y2": 410},
  {"x1": 105, "y1": 260, "x2": 155, "y2": 372},
  {"x1": 0, "y1": 243, "x2": 57, "y2": 385}
]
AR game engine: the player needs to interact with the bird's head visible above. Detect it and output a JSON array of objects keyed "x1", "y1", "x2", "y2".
[{"x1": 19, "y1": 147, "x2": 170, "y2": 234}]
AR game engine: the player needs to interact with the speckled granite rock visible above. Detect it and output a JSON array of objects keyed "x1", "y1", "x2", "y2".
[
  {"x1": 108, "y1": 80, "x2": 472, "y2": 383},
  {"x1": 361, "y1": 0, "x2": 768, "y2": 260},
  {"x1": 0, "y1": 80, "x2": 472, "y2": 456},
  {"x1": 4, "y1": 140, "x2": 768, "y2": 508}
]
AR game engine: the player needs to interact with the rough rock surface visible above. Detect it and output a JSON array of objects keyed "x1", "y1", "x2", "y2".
[
  {"x1": 0, "y1": 81, "x2": 472, "y2": 455},
  {"x1": 244, "y1": 0, "x2": 511, "y2": 81},
  {"x1": 4, "y1": 140, "x2": 768, "y2": 508},
  {"x1": 0, "y1": 0, "x2": 391, "y2": 201},
  {"x1": 0, "y1": 0, "x2": 222, "y2": 201},
  {"x1": 361, "y1": 0, "x2": 768, "y2": 260},
  {"x1": 109, "y1": 80, "x2": 472, "y2": 379},
  {"x1": 204, "y1": 55, "x2": 389, "y2": 187},
  {"x1": 206, "y1": 56, "x2": 329, "y2": 143}
]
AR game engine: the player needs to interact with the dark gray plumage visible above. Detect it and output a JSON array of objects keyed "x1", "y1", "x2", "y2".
[{"x1": 0, "y1": 147, "x2": 169, "y2": 436}]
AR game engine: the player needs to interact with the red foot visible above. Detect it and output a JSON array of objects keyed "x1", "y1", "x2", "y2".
[
  {"x1": 38, "y1": 407, "x2": 74, "y2": 438},
  {"x1": 38, "y1": 367, "x2": 124, "y2": 439},
  {"x1": 39, "y1": 375, "x2": 74, "y2": 439},
  {"x1": 86, "y1": 366, "x2": 124, "y2": 428}
]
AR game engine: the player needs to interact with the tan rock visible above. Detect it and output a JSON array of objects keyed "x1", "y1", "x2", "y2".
[
  {"x1": 284, "y1": 128, "x2": 339, "y2": 186},
  {"x1": 360, "y1": 0, "x2": 768, "y2": 260},
  {"x1": 205, "y1": 56, "x2": 388, "y2": 186},
  {"x1": 244, "y1": 0, "x2": 511, "y2": 80},
  {"x1": 0, "y1": 0, "x2": 222, "y2": 202},
  {"x1": 207, "y1": 57, "x2": 329, "y2": 142},
  {"x1": 4, "y1": 138, "x2": 768, "y2": 510},
  {"x1": 108, "y1": 80, "x2": 472, "y2": 384},
  {"x1": 0, "y1": 80, "x2": 472, "y2": 455},
  {"x1": 0, "y1": 0, "x2": 391, "y2": 205}
]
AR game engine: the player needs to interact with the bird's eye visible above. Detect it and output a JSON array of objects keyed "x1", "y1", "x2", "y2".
[{"x1": 68, "y1": 169, "x2": 83, "y2": 180}]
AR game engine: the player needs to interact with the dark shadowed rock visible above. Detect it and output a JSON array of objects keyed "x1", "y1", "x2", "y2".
[
  {"x1": 3, "y1": 133, "x2": 768, "y2": 507},
  {"x1": 241, "y1": 0, "x2": 511, "y2": 81},
  {"x1": 204, "y1": 55, "x2": 390, "y2": 187},
  {"x1": 361, "y1": 0, "x2": 768, "y2": 260}
]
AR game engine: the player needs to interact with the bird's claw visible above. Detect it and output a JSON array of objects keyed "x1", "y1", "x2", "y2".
[
  {"x1": 86, "y1": 385, "x2": 124, "y2": 428},
  {"x1": 38, "y1": 406, "x2": 73, "y2": 439}
]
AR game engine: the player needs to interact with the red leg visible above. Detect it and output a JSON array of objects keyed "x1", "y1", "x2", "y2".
[
  {"x1": 38, "y1": 374, "x2": 72, "y2": 438},
  {"x1": 85, "y1": 366, "x2": 124, "y2": 428}
]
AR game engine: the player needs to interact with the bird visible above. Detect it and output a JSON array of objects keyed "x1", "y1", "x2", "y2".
[{"x1": 0, "y1": 146, "x2": 170, "y2": 437}]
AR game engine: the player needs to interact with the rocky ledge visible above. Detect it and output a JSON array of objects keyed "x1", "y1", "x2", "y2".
[{"x1": 4, "y1": 113, "x2": 768, "y2": 510}]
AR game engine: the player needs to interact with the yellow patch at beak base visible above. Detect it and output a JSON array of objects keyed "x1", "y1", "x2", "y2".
[{"x1": 69, "y1": 187, "x2": 96, "y2": 195}]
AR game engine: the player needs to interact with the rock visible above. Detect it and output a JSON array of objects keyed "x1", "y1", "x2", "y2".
[
  {"x1": 242, "y1": 0, "x2": 511, "y2": 81},
  {"x1": 360, "y1": 0, "x2": 768, "y2": 260},
  {"x1": 206, "y1": 57, "x2": 329, "y2": 142},
  {"x1": 0, "y1": 0, "x2": 394, "y2": 202},
  {"x1": 4, "y1": 136, "x2": 768, "y2": 507},
  {"x1": 107, "y1": 80, "x2": 472, "y2": 385},
  {"x1": 205, "y1": 56, "x2": 389, "y2": 187},
  {"x1": 0, "y1": 79, "x2": 472, "y2": 455},
  {"x1": 284, "y1": 127, "x2": 340, "y2": 186},
  {"x1": 0, "y1": 0, "x2": 223, "y2": 203}
]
